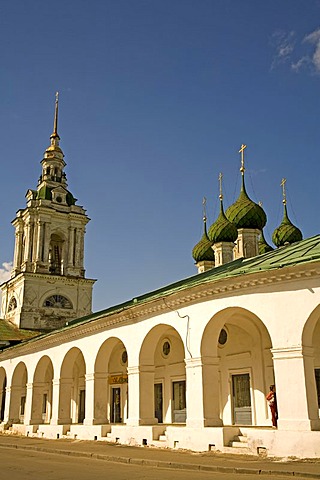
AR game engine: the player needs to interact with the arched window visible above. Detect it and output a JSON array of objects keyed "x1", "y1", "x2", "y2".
[
  {"x1": 49, "y1": 234, "x2": 64, "y2": 275},
  {"x1": 44, "y1": 295, "x2": 72, "y2": 309},
  {"x1": 8, "y1": 297, "x2": 17, "y2": 312}
]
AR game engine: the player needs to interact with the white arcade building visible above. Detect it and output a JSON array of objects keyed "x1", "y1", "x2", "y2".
[{"x1": 0, "y1": 99, "x2": 320, "y2": 459}]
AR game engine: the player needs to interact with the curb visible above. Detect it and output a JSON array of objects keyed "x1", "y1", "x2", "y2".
[{"x1": 0, "y1": 442, "x2": 320, "y2": 478}]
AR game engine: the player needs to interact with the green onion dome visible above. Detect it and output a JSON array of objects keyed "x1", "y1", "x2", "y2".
[
  {"x1": 258, "y1": 230, "x2": 274, "y2": 254},
  {"x1": 192, "y1": 219, "x2": 215, "y2": 262},
  {"x1": 208, "y1": 199, "x2": 238, "y2": 243},
  {"x1": 272, "y1": 204, "x2": 302, "y2": 247},
  {"x1": 226, "y1": 176, "x2": 267, "y2": 230}
]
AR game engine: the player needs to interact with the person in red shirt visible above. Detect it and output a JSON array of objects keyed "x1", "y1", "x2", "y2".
[{"x1": 266, "y1": 384, "x2": 278, "y2": 427}]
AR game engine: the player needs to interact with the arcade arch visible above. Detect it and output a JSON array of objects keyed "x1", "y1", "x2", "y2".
[
  {"x1": 9, "y1": 362, "x2": 27, "y2": 424},
  {"x1": 59, "y1": 348, "x2": 86, "y2": 424},
  {"x1": 140, "y1": 324, "x2": 186, "y2": 424},
  {"x1": 94, "y1": 337, "x2": 128, "y2": 424},
  {"x1": 302, "y1": 305, "x2": 320, "y2": 428},
  {"x1": 201, "y1": 307, "x2": 273, "y2": 427},
  {"x1": 31, "y1": 356, "x2": 53, "y2": 424}
]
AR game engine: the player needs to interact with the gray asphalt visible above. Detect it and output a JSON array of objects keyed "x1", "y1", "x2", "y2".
[{"x1": 0, "y1": 434, "x2": 319, "y2": 478}]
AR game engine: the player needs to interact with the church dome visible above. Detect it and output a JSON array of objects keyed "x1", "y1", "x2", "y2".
[
  {"x1": 226, "y1": 176, "x2": 267, "y2": 230},
  {"x1": 258, "y1": 230, "x2": 274, "y2": 254},
  {"x1": 272, "y1": 204, "x2": 302, "y2": 247},
  {"x1": 192, "y1": 221, "x2": 215, "y2": 263},
  {"x1": 208, "y1": 200, "x2": 238, "y2": 243}
]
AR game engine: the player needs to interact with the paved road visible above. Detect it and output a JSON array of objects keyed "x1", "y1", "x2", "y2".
[{"x1": 0, "y1": 446, "x2": 315, "y2": 480}]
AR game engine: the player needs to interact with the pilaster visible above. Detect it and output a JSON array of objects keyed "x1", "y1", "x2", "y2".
[{"x1": 272, "y1": 346, "x2": 320, "y2": 431}]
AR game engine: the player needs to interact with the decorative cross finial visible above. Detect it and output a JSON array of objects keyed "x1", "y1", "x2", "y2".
[
  {"x1": 218, "y1": 172, "x2": 223, "y2": 201},
  {"x1": 239, "y1": 144, "x2": 247, "y2": 175},
  {"x1": 202, "y1": 196, "x2": 207, "y2": 222},
  {"x1": 280, "y1": 178, "x2": 287, "y2": 205}
]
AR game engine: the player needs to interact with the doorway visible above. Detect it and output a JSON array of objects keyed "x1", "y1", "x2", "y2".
[
  {"x1": 172, "y1": 380, "x2": 186, "y2": 423},
  {"x1": 111, "y1": 387, "x2": 121, "y2": 423},
  {"x1": 154, "y1": 383, "x2": 163, "y2": 423},
  {"x1": 78, "y1": 389, "x2": 85, "y2": 423},
  {"x1": 232, "y1": 373, "x2": 252, "y2": 425}
]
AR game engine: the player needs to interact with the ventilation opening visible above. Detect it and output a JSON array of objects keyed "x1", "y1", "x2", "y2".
[{"x1": 142, "y1": 438, "x2": 147, "y2": 446}]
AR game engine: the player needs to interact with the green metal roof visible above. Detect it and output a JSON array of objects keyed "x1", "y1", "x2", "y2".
[
  {"x1": 0, "y1": 320, "x2": 40, "y2": 341},
  {"x1": 3, "y1": 234, "x2": 320, "y2": 351},
  {"x1": 68, "y1": 234, "x2": 320, "y2": 327}
]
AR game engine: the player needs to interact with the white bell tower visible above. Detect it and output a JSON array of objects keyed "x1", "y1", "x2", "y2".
[{"x1": 1, "y1": 94, "x2": 95, "y2": 331}]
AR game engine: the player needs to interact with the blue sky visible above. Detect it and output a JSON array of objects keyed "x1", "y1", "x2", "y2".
[{"x1": 0, "y1": 1, "x2": 320, "y2": 311}]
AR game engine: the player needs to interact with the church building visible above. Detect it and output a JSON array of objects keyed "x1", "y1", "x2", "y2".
[{"x1": 0, "y1": 98, "x2": 320, "y2": 459}]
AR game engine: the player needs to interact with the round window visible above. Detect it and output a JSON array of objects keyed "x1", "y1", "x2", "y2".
[
  {"x1": 162, "y1": 340, "x2": 171, "y2": 356},
  {"x1": 56, "y1": 196, "x2": 62, "y2": 203},
  {"x1": 218, "y1": 328, "x2": 228, "y2": 346},
  {"x1": 121, "y1": 351, "x2": 128, "y2": 364}
]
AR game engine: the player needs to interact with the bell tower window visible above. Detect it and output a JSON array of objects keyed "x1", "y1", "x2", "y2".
[
  {"x1": 8, "y1": 297, "x2": 17, "y2": 312},
  {"x1": 44, "y1": 295, "x2": 72, "y2": 309},
  {"x1": 49, "y1": 234, "x2": 64, "y2": 275}
]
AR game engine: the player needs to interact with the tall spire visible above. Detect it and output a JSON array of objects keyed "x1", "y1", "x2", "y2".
[{"x1": 50, "y1": 92, "x2": 60, "y2": 146}]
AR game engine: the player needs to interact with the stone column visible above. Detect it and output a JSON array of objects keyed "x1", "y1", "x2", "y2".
[
  {"x1": 93, "y1": 372, "x2": 109, "y2": 424},
  {"x1": 35, "y1": 221, "x2": 44, "y2": 263},
  {"x1": 186, "y1": 356, "x2": 222, "y2": 428},
  {"x1": 74, "y1": 228, "x2": 80, "y2": 268},
  {"x1": 13, "y1": 223, "x2": 24, "y2": 273},
  {"x1": 67, "y1": 227, "x2": 74, "y2": 268},
  {"x1": 126, "y1": 365, "x2": 157, "y2": 426},
  {"x1": 23, "y1": 223, "x2": 31, "y2": 267},
  {"x1": 126, "y1": 366, "x2": 139, "y2": 426},
  {"x1": 50, "y1": 379, "x2": 60, "y2": 425},
  {"x1": 272, "y1": 346, "x2": 320, "y2": 431},
  {"x1": 139, "y1": 365, "x2": 158, "y2": 425},
  {"x1": 2, "y1": 385, "x2": 12, "y2": 424},
  {"x1": 23, "y1": 383, "x2": 33, "y2": 425},
  {"x1": 83, "y1": 373, "x2": 94, "y2": 426},
  {"x1": 30, "y1": 382, "x2": 45, "y2": 425}
]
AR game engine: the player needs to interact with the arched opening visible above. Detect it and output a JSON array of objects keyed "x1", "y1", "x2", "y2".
[
  {"x1": 8, "y1": 297, "x2": 17, "y2": 312},
  {"x1": 140, "y1": 325, "x2": 186, "y2": 424},
  {"x1": 43, "y1": 294, "x2": 72, "y2": 309},
  {"x1": 302, "y1": 305, "x2": 320, "y2": 428},
  {"x1": 94, "y1": 338, "x2": 128, "y2": 424},
  {"x1": 9, "y1": 362, "x2": 28, "y2": 424},
  {"x1": 49, "y1": 233, "x2": 64, "y2": 275},
  {"x1": 31, "y1": 356, "x2": 53, "y2": 425},
  {"x1": 59, "y1": 348, "x2": 86, "y2": 424},
  {"x1": 201, "y1": 307, "x2": 273, "y2": 427},
  {"x1": 0, "y1": 368, "x2": 7, "y2": 421}
]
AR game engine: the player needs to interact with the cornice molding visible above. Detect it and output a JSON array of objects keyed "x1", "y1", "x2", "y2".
[{"x1": 1, "y1": 260, "x2": 320, "y2": 360}]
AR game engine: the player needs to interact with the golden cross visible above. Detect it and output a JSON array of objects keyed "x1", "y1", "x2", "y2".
[
  {"x1": 218, "y1": 172, "x2": 223, "y2": 200},
  {"x1": 280, "y1": 178, "x2": 287, "y2": 205},
  {"x1": 239, "y1": 144, "x2": 247, "y2": 174},
  {"x1": 202, "y1": 196, "x2": 207, "y2": 222}
]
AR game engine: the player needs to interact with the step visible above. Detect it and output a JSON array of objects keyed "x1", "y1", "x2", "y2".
[
  {"x1": 222, "y1": 446, "x2": 253, "y2": 455},
  {"x1": 230, "y1": 440, "x2": 249, "y2": 448}
]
